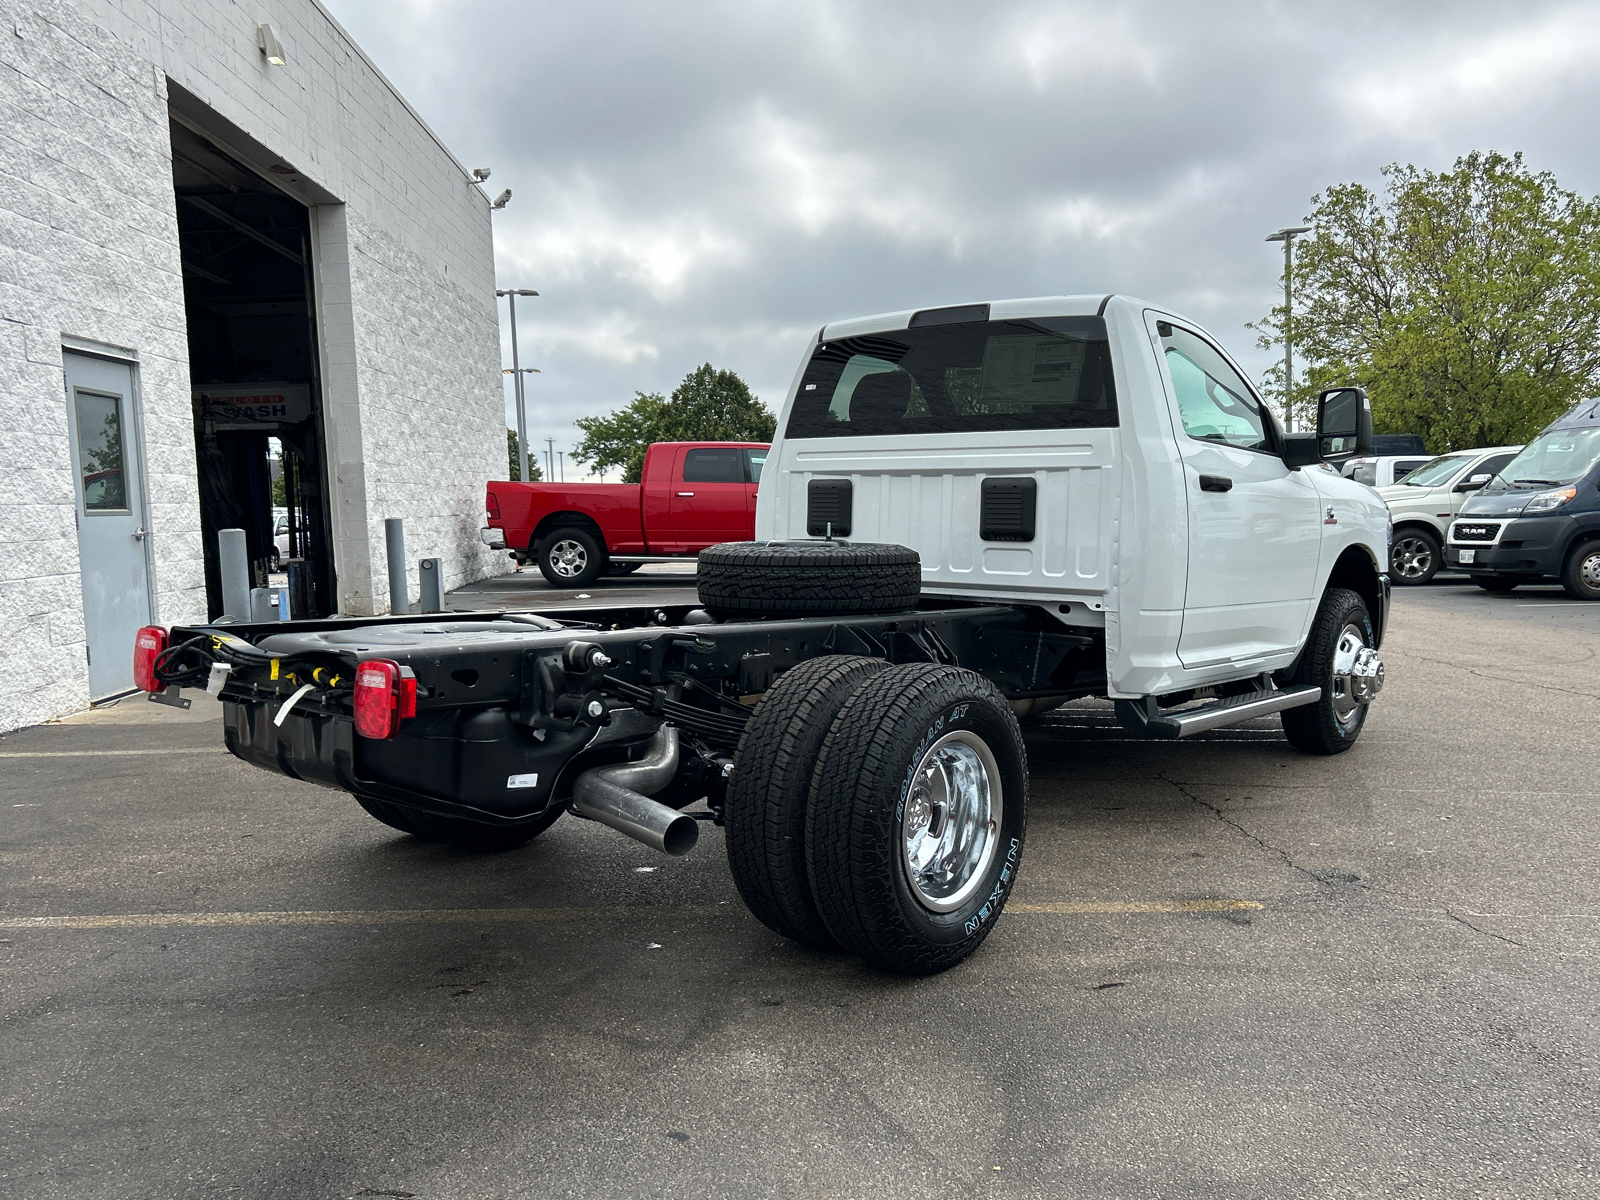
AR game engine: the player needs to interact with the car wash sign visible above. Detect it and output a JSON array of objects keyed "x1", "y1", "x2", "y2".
[{"x1": 193, "y1": 384, "x2": 312, "y2": 430}]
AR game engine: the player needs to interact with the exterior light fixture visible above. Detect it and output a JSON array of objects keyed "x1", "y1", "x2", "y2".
[
  {"x1": 491, "y1": 189, "x2": 512, "y2": 209},
  {"x1": 255, "y1": 22, "x2": 286, "y2": 67}
]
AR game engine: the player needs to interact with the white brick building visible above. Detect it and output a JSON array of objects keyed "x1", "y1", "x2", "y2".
[{"x1": 0, "y1": 0, "x2": 508, "y2": 730}]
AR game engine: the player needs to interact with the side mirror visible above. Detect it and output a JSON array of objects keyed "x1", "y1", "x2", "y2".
[
  {"x1": 1315, "y1": 387, "x2": 1372, "y2": 464},
  {"x1": 1456, "y1": 472, "x2": 1493, "y2": 492}
]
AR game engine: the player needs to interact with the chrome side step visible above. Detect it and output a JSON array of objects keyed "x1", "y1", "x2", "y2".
[{"x1": 1122, "y1": 685, "x2": 1322, "y2": 739}]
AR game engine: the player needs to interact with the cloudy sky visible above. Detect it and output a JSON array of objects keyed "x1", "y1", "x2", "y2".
[{"x1": 326, "y1": 0, "x2": 1600, "y2": 478}]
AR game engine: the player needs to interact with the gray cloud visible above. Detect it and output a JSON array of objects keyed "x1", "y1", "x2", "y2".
[{"x1": 325, "y1": 0, "x2": 1600, "y2": 473}]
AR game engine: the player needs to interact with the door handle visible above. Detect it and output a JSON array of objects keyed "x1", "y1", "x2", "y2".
[
  {"x1": 677, "y1": 492, "x2": 695, "y2": 497},
  {"x1": 131, "y1": 527, "x2": 148, "y2": 541},
  {"x1": 1198, "y1": 475, "x2": 1233, "y2": 493}
]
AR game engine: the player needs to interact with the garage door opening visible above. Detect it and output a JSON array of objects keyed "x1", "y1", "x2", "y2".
[{"x1": 171, "y1": 118, "x2": 335, "y2": 619}]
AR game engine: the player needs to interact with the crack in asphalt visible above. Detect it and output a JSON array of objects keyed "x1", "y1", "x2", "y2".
[
  {"x1": 1161, "y1": 771, "x2": 1531, "y2": 952},
  {"x1": 1442, "y1": 908, "x2": 1528, "y2": 949},
  {"x1": 1158, "y1": 771, "x2": 1323, "y2": 883},
  {"x1": 1385, "y1": 647, "x2": 1600, "y2": 702}
]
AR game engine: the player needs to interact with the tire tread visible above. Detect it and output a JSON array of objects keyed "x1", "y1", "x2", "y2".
[{"x1": 725, "y1": 655, "x2": 889, "y2": 947}]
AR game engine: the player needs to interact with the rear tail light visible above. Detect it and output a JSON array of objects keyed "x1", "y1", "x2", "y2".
[
  {"x1": 486, "y1": 491, "x2": 501, "y2": 520},
  {"x1": 352, "y1": 659, "x2": 417, "y2": 739},
  {"x1": 133, "y1": 626, "x2": 167, "y2": 692}
]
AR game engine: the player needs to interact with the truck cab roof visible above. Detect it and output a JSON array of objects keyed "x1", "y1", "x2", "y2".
[{"x1": 820, "y1": 294, "x2": 1132, "y2": 342}]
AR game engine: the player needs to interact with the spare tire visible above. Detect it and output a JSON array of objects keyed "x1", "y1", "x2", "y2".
[{"x1": 697, "y1": 541, "x2": 921, "y2": 618}]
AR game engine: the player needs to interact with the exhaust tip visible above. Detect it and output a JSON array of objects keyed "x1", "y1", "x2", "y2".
[{"x1": 662, "y1": 814, "x2": 700, "y2": 857}]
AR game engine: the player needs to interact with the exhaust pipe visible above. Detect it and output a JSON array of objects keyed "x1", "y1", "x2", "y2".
[{"x1": 570, "y1": 725, "x2": 699, "y2": 857}]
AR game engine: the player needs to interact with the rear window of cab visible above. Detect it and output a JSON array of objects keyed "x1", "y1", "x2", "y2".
[{"x1": 785, "y1": 316, "x2": 1117, "y2": 439}]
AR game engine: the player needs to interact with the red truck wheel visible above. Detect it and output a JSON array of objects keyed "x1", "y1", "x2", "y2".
[{"x1": 537, "y1": 526, "x2": 607, "y2": 588}]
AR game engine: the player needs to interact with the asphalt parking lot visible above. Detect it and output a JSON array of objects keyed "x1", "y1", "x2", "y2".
[{"x1": 3, "y1": 573, "x2": 1597, "y2": 1199}]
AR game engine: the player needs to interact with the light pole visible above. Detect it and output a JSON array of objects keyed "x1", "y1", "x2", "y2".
[
  {"x1": 500, "y1": 367, "x2": 540, "y2": 479},
  {"x1": 495, "y1": 288, "x2": 538, "y2": 483},
  {"x1": 1264, "y1": 225, "x2": 1311, "y2": 430}
]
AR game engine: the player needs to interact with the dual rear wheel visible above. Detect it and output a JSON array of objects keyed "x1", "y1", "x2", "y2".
[{"x1": 725, "y1": 656, "x2": 1028, "y2": 975}]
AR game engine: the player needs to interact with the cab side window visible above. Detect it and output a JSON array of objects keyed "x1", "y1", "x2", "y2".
[
  {"x1": 1393, "y1": 459, "x2": 1429, "y2": 481},
  {"x1": 1158, "y1": 322, "x2": 1272, "y2": 453},
  {"x1": 1476, "y1": 452, "x2": 1517, "y2": 481},
  {"x1": 682, "y1": 447, "x2": 744, "y2": 483}
]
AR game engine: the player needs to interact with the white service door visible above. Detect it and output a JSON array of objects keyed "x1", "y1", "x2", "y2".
[
  {"x1": 65, "y1": 353, "x2": 152, "y2": 698},
  {"x1": 1150, "y1": 317, "x2": 1322, "y2": 669}
]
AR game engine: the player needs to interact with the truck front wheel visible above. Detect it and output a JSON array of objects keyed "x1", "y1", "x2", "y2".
[
  {"x1": 807, "y1": 664, "x2": 1027, "y2": 975},
  {"x1": 1280, "y1": 587, "x2": 1377, "y2": 756},
  {"x1": 1390, "y1": 528, "x2": 1441, "y2": 584},
  {"x1": 536, "y1": 526, "x2": 606, "y2": 588}
]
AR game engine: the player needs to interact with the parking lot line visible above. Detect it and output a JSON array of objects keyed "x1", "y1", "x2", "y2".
[
  {"x1": 0, "y1": 899, "x2": 1263, "y2": 931},
  {"x1": 0, "y1": 748, "x2": 226, "y2": 757}
]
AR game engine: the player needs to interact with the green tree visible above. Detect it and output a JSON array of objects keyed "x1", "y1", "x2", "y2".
[
  {"x1": 506, "y1": 428, "x2": 543, "y2": 481},
  {"x1": 1253, "y1": 151, "x2": 1600, "y2": 451},
  {"x1": 573, "y1": 364, "x2": 776, "y2": 482}
]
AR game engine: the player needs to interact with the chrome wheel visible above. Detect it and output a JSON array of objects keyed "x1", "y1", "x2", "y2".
[
  {"x1": 548, "y1": 538, "x2": 589, "y2": 580},
  {"x1": 1330, "y1": 623, "x2": 1383, "y2": 731},
  {"x1": 1391, "y1": 535, "x2": 1435, "y2": 582},
  {"x1": 900, "y1": 731, "x2": 1002, "y2": 913}
]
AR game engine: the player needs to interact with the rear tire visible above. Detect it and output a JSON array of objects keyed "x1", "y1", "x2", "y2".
[
  {"x1": 1561, "y1": 540, "x2": 1600, "y2": 601},
  {"x1": 807, "y1": 664, "x2": 1027, "y2": 975},
  {"x1": 1472, "y1": 575, "x2": 1519, "y2": 593},
  {"x1": 537, "y1": 526, "x2": 607, "y2": 589},
  {"x1": 1390, "y1": 528, "x2": 1441, "y2": 584},
  {"x1": 353, "y1": 793, "x2": 561, "y2": 851},
  {"x1": 1280, "y1": 587, "x2": 1376, "y2": 756},
  {"x1": 697, "y1": 541, "x2": 921, "y2": 618},
  {"x1": 725, "y1": 655, "x2": 890, "y2": 949},
  {"x1": 609, "y1": 562, "x2": 643, "y2": 575}
]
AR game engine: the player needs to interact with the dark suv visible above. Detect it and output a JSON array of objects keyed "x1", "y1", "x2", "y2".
[{"x1": 1447, "y1": 400, "x2": 1600, "y2": 598}]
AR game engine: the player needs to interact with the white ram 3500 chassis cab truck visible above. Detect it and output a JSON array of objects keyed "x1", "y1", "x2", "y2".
[{"x1": 145, "y1": 294, "x2": 1389, "y2": 976}]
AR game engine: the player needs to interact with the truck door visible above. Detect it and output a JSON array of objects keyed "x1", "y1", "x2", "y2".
[
  {"x1": 1151, "y1": 316, "x2": 1323, "y2": 669},
  {"x1": 670, "y1": 446, "x2": 751, "y2": 549}
]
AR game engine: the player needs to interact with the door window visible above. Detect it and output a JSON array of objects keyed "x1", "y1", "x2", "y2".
[
  {"x1": 744, "y1": 448, "x2": 766, "y2": 484},
  {"x1": 75, "y1": 391, "x2": 130, "y2": 511},
  {"x1": 1158, "y1": 323, "x2": 1272, "y2": 452},
  {"x1": 1393, "y1": 459, "x2": 1429, "y2": 480},
  {"x1": 1474, "y1": 453, "x2": 1517, "y2": 482},
  {"x1": 682, "y1": 447, "x2": 744, "y2": 483}
]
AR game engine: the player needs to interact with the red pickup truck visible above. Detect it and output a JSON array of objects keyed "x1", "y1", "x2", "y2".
[{"x1": 486, "y1": 442, "x2": 768, "y2": 587}]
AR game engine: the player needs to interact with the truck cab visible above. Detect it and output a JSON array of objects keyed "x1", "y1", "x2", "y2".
[{"x1": 756, "y1": 295, "x2": 1390, "y2": 702}]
